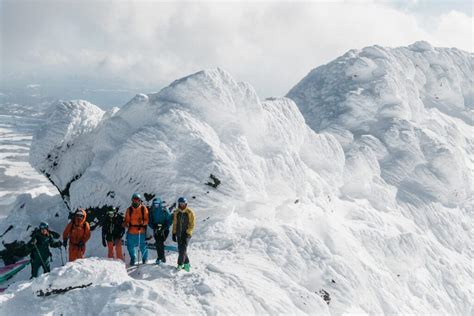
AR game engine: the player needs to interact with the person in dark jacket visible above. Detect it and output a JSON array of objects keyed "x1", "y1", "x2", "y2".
[
  {"x1": 28, "y1": 222, "x2": 62, "y2": 278},
  {"x1": 172, "y1": 197, "x2": 195, "y2": 271},
  {"x1": 102, "y1": 207, "x2": 125, "y2": 260},
  {"x1": 148, "y1": 198, "x2": 173, "y2": 264}
]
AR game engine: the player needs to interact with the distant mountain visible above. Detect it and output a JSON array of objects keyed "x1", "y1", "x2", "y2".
[{"x1": 0, "y1": 102, "x2": 57, "y2": 211}]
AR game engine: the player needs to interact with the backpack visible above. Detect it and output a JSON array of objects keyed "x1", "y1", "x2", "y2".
[
  {"x1": 68, "y1": 221, "x2": 88, "y2": 236},
  {"x1": 103, "y1": 213, "x2": 125, "y2": 239},
  {"x1": 128, "y1": 205, "x2": 145, "y2": 226}
]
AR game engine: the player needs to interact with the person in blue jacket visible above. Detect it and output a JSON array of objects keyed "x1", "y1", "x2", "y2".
[{"x1": 148, "y1": 197, "x2": 173, "y2": 264}]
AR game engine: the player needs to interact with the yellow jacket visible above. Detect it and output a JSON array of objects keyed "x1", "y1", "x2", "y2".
[{"x1": 172, "y1": 207, "x2": 195, "y2": 236}]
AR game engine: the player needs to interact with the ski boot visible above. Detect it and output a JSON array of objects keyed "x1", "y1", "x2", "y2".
[{"x1": 184, "y1": 263, "x2": 191, "y2": 272}]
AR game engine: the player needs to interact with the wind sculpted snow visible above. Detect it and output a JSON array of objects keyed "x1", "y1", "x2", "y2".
[
  {"x1": 287, "y1": 41, "x2": 473, "y2": 314},
  {"x1": 28, "y1": 68, "x2": 344, "y2": 214},
  {"x1": 0, "y1": 43, "x2": 472, "y2": 315}
]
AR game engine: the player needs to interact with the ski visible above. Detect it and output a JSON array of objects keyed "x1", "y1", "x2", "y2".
[
  {"x1": 36, "y1": 283, "x2": 93, "y2": 297},
  {"x1": 0, "y1": 259, "x2": 30, "y2": 283}
]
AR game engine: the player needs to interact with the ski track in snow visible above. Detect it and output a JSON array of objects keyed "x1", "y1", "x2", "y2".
[{"x1": 0, "y1": 42, "x2": 473, "y2": 315}]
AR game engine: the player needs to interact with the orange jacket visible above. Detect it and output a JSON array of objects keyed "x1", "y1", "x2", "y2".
[
  {"x1": 124, "y1": 205, "x2": 149, "y2": 234},
  {"x1": 63, "y1": 209, "x2": 91, "y2": 246}
]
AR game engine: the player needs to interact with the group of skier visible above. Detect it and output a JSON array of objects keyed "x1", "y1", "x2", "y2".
[{"x1": 26, "y1": 193, "x2": 195, "y2": 278}]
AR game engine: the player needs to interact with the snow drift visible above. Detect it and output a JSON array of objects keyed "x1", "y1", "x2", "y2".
[{"x1": 1, "y1": 42, "x2": 472, "y2": 315}]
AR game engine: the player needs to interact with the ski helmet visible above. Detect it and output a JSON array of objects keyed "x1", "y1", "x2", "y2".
[
  {"x1": 153, "y1": 197, "x2": 162, "y2": 206},
  {"x1": 39, "y1": 222, "x2": 49, "y2": 229},
  {"x1": 131, "y1": 193, "x2": 142, "y2": 201},
  {"x1": 107, "y1": 207, "x2": 116, "y2": 217},
  {"x1": 178, "y1": 197, "x2": 187, "y2": 204}
]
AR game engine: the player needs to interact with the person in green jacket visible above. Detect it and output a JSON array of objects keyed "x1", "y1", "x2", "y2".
[{"x1": 28, "y1": 222, "x2": 62, "y2": 278}]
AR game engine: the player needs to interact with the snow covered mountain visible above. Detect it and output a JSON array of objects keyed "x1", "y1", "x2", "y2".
[
  {"x1": 1, "y1": 42, "x2": 472, "y2": 315},
  {"x1": 288, "y1": 41, "x2": 473, "y2": 209},
  {"x1": 28, "y1": 69, "x2": 343, "y2": 214}
]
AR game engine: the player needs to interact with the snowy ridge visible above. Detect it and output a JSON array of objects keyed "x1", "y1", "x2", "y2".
[
  {"x1": 29, "y1": 100, "x2": 105, "y2": 196},
  {"x1": 1, "y1": 43, "x2": 472, "y2": 315},
  {"x1": 287, "y1": 42, "x2": 473, "y2": 314},
  {"x1": 6, "y1": 68, "x2": 344, "y2": 314},
  {"x1": 29, "y1": 68, "x2": 343, "y2": 214},
  {"x1": 288, "y1": 41, "x2": 473, "y2": 207}
]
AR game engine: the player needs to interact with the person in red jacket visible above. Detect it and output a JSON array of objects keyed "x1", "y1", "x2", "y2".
[
  {"x1": 124, "y1": 193, "x2": 149, "y2": 265},
  {"x1": 63, "y1": 209, "x2": 91, "y2": 262}
]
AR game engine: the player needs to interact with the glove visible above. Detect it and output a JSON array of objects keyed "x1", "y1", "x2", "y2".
[
  {"x1": 172, "y1": 234, "x2": 177, "y2": 242},
  {"x1": 31, "y1": 239, "x2": 37, "y2": 246},
  {"x1": 78, "y1": 241, "x2": 84, "y2": 248},
  {"x1": 55, "y1": 240, "x2": 63, "y2": 248},
  {"x1": 154, "y1": 224, "x2": 163, "y2": 235},
  {"x1": 102, "y1": 239, "x2": 106, "y2": 247},
  {"x1": 63, "y1": 239, "x2": 68, "y2": 249}
]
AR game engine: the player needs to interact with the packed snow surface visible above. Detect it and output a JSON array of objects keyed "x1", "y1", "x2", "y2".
[{"x1": 1, "y1": 42, "x2": 472, "y2": 315}]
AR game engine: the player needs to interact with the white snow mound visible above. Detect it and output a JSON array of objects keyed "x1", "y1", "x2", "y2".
[{"x1": 29, "y1": 68, "x2": 344, "y2": 214}]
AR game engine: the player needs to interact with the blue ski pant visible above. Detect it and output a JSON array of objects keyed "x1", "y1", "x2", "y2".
[{"x1": 126, "y1": 232, "x2": 148, "y2": 263}]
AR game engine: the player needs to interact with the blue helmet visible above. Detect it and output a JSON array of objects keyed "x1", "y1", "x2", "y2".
[
  {"x1": 131, "y1": 193, "x2": 142, "y2": 201},
  {"x1": 153, "y1": 197, "x2": 162, "y2": 206},
  {"x1": 178, "y1": 197, "x2": 187, "y2": 204},
  {"x1": 39, "y1": 222, "x2": 49, "y2": 229}
]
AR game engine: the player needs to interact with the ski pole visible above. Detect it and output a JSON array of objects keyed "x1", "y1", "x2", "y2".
[
  {"x1": 122, "y1": 239, "x2": 126, "y2": 262},
  {"x1": 59, "y1": 248, "x2": 64, "y2": 266},
  {"x1": 0, "y1": 225, "x2": 13, "y2": 238},
  {"x1": 138, "y1": 229, "x2": 141, "y2": 266},
  {"x1": 33, "y1": 243, "x2": 49, "y2": 273}
]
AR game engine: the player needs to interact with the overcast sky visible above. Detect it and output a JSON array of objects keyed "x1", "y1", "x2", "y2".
[{"x1": 0, "y1": 0, "x2": 472, "y2": 105}]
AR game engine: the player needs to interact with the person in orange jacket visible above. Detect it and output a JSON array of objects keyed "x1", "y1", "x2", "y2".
[
  {"x1": 63, "y1": 209, "x2": 91, "y2": 262},
  {"x1": 124, "y1": 193, "x2": 149, "y2": 265}
]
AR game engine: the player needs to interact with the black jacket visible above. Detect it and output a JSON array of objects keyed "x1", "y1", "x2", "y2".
[
  {"x1": 28, "y1": 230, "x2": 61, "y2": 261},
  {"x1": 102, "y1": 214, "x2": 125, "y2": 242}
]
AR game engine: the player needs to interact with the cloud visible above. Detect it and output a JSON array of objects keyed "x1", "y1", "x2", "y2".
[
  {"x1": 432, "y1": 11, "x2": 473, "y2": 51},
  {"x1": 0, "y1": 1, "x2": 472, "y2": 99}
]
